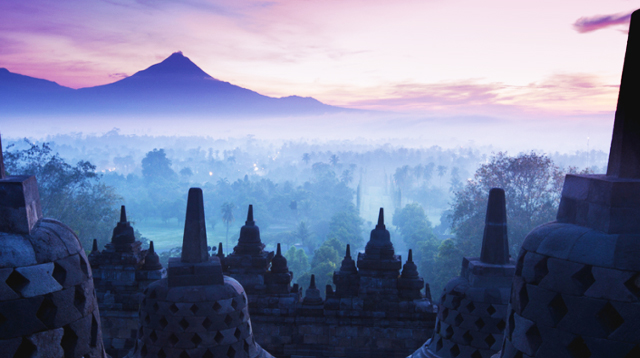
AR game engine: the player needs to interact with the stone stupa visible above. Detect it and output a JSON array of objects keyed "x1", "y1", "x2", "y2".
[{"x1": 498, "y1": 9, "x2": 640, "y2": 358}]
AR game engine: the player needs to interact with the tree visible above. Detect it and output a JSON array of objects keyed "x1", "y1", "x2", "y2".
[
  {"x1": 302, "y1": 153, "x2": 311, "y2": 165},
  {"x1": 392, "y1": 202, "x2": 436, "y2": 249},
  {"x1": 329, "y1": 154, "x2": 339, "y2": 167},
  {"x1": 285, "y1": 246, "x2": 310, "y2": 277},
  {"x1": 432, "y1": 239, "x2": 463, "y2": 294},
  {"x1": 326, "y1": 206, "x2": 364, "y2": 249},
  {"x1": 4, "y1": 140, "x2": 121, "y2": 250},
  {"x1": 450, "y1": 152, "x2": 564, "y2": 258},
  {"x1": 437, "y1": 165, "x2": 447, "y2": 185},
  {"x1": 142, "y1": 149, "x2": 176, "y2": 181},
  {"x1": 221, "y1": 202, "x2": 235, "y2": 250},
  {"x1": 292, "y1": 221, "x2": 311, "y2": 250}
]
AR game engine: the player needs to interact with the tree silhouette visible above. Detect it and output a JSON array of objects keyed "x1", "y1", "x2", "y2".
[
  {"x1": 221, "y1": 202, "x2": 235, "y2": 250},
  {"x1": 302, "y1": 153, "x2": 311, "y2": 165},
  {"x1": 329, "y1": 154, "x2": 339, "y2": 167}
]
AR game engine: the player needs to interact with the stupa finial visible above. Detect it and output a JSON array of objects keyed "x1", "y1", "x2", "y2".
[
  {"x1": 480, "y1": 188, "x2": 510, "y2": 265},
  {"x1": 120, "y1": 205, "x2": 127, "y2": 223},
  {"x1": 181, "y1": 188, "x2": 209, "y2": 263},
  {"x1": 607, "y1": 10, "x2": 640, "y2": 178},
  {"x1": 246, "y1": 204, "x2": 254, "y2": 224},
  {"x1": 376, "y1": 208, "x2": 385, "y2": 229}
]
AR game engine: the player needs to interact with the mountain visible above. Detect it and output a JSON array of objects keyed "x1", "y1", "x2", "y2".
[{"x1": 0, "y1": 52, "x2": 352, "y2": 117}]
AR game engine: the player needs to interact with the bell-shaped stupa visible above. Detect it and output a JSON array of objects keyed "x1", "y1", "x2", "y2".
[
  {"x1": 0, "y1": 134, "x2": 107, "y2": 357},
  {"x1": 499, "y1": 9, "x2": 640, "y2": 358},
  {"x1": 410, "y1": 188, "x2": 515, "y2": 358},
  {"x1": 130, "y1": 188, "x2": 274, "y2": 358}
]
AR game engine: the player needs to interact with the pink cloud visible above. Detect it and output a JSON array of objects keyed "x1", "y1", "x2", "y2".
[
  {"x1": 342, "y1": 74, "x2": 619, "y2": 116},
  {"x1": 573, "y1": 11, "x2": 633, "y2": 33}
]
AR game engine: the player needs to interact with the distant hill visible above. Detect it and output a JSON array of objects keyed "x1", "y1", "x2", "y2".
[{"x1": 0, "y1": 52, "x2": 353, "y2": 117}]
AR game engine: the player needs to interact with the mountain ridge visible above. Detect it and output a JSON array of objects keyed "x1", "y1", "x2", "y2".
[{"x1": 0, "y1": 53, "x2": 354, "y2": 117}]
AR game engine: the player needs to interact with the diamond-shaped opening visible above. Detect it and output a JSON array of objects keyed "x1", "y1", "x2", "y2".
[
  {"x1": 169, "y1": 333, "x2": 179, "y2": 346},
  {"x1": 239, "y1": 310, "x2": 245, "y2": 321},
  {"x1": 142, "y1": 298, "x2": 147, "y2": 306},
  {"x1": 572, "y1": 265, "x2": 595, "y2": 294},
  {"x1": 159, "y1": 316, "x2": 168, "y2": 328},
  {"x1": 450, "y1": 344, "x2": 461, "y2": 357},
  {"x1": 0, "y1": 312, "x2": 6, "y2": 326},
  {"x1": 567, "y1": 336, "x2": 591, "y2": 358},
  {"x1": 90, "y1": 314, "x2": 98, "y2": 347},
  {"x1": 15, "y1": 337, "x2": 36, "y2": 357},
  {"x1": 548, "y1": 293, "x2": 568, "y2": 326},
  {"x1": 475, "y1": 317, "x2": 485, "y2": 330},
  {"x1": 150, "y1": 289, "x2": 157, "y2": 299},
  {"x1": 190, "y1": 304, "x2": 199, "y2": 315},
  {"x1": 227, "y1": 346, "x2": 236, "y2": 358},
  {"x1": 138, "y1": 326, "x2": 143, "y2": 338},
  {"x1": 179, "y1": 318, "x2": 189, "y2": 330},
  {"x1": 244, "y1": 340, "x2": 250, "y2": 353},
  {"x1": 485, "y1": 333, "x2": 496, "y2": 347},
  {"x1": 78, "y1": 255, "x2": 89, "y2": 276},
  {"x1": 203, "y1": 317, "x2": 213, "y2": 330},
  {"x1": 52, "y1": 262, "x2": 67, "y2": 286},
  {"x1": 497, "y1": 319, "x2": 506, "y2": 331},
  {"x1": 487, "y1": 305, "x2": 497, "y2": 316},
  {"x1": 158, "y1": 349, "x2": 167, "y2": 358},
  {"x1": 169, "y1": 303, "x2": 179, "y2": 314},
  {"x1": 37, "y1": 294, "x2": 57, "y2": 327},
  {"x1": 5, "y1": 270, "x2": 29, "y2": 294},
  {"x1": 234, "y1": 328, "x2": 242, "y2": 340},
  {"x1": 514, "y1": 351, "x2": 524, "y2": 358},
  {"x1": 231, "y1": 299, "x2": 238, "y2": 310},
  {"x1": 144, "y1": 314, "x2": 151, "y2": 324},
  {"x1": 180, "y1": 351, "x2": 190, "y2": 358},
  {"x1": 625, "y1": 345, "x2": 640, "y2": 358},
  {"x1": 191, "y1": 333, "x2": 202, "y2": 346},
  {"x1": 596, "y1": 302, "x2": 624, "y2": 336},
  {"x1": 150, "y1": 330, "x2": 158, "y2": 343},
  {"x1": 471, "y1": 351, "x2": 482, "y2": 358},
  {"x1": 140, "y1": 343, "x2": 148, "y2": 357},
  {"x1": 436, "y1": 337, "x2": 443, "y2": 352},
  {"x1": 441, "y1": 308, "x2": 449, "y2": 321},
  {"x1": 203, "y1": 350, "x2": 214, "y2": 358},
  {"x1": 61, "y1": 324, "x2": 79, "y2": 357},
  {"x1": 451, "y1": 296, "x2": 462, "y2": 310},
  {"x1": 74, "y1": 284, "x2": 86, "y2": 312},
  {"x1": 466, "y1": 301, "x2": 475, "y2": 313},
  {"x1": 444, "y1": 325, "x2": 454, "y2": 339},
  {"x1": 213, "y1": 301, "x2": 222, "y2": 312},
  {"x1": 224, "y1": 314, "x2": 233, "y2": 326},
  {"x1": 215, "y1": 331, "x2": 224, "y2": 344},
  {"x1": 525, "y1": 325, "x2": 543, "y2": 354},
  {"x1": 462, "y1": 330, "x2": 473, "y2": 345},
  {"x1": 624, "y1": 274, "x2": 640, "y2": 300},
  {"x1": 517, "y1": 283, "x2": 529, "y2": 313},
  {"x1": 454, "y1": 313, "x2": 463, "y2": 326},
  {"x1": 531, "y1": 256, "x2": 549, "y2": 285},
  {"x1": 153, "y1": 302, "x2": 159, "y2": 312}
]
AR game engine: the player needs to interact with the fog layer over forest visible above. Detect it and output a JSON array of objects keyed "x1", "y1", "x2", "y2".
[{"x1": 2, "y1": 129, "x2": 610, "y2": 294}]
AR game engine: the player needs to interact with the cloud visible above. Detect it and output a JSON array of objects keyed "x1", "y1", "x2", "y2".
[
  {"x1": 108, "y1": 72, "x2": 129, "y2": 79},
  {"x1": 573, "y1": 11, "x2": 633, "y2": 33},
  {"x1": 340, "y1": 73, "x2": 619, "y2": 116}
]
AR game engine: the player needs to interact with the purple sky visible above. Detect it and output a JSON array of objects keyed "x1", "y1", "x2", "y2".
[{"x1": 0, "y1": 0, "x2": 635, "y2": 117}]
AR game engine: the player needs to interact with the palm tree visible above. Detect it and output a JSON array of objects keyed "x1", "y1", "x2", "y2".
[
  {"x1": 221, "y1": 202, "x2": 235, "y2": 250},
  {"x1": 329, "y1": 154, "x2": 339, "y2": 167}
]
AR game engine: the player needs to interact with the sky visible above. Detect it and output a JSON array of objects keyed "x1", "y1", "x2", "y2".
[{"x1": 0, "y1": 1, "x2": 636, "y2": 119}]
